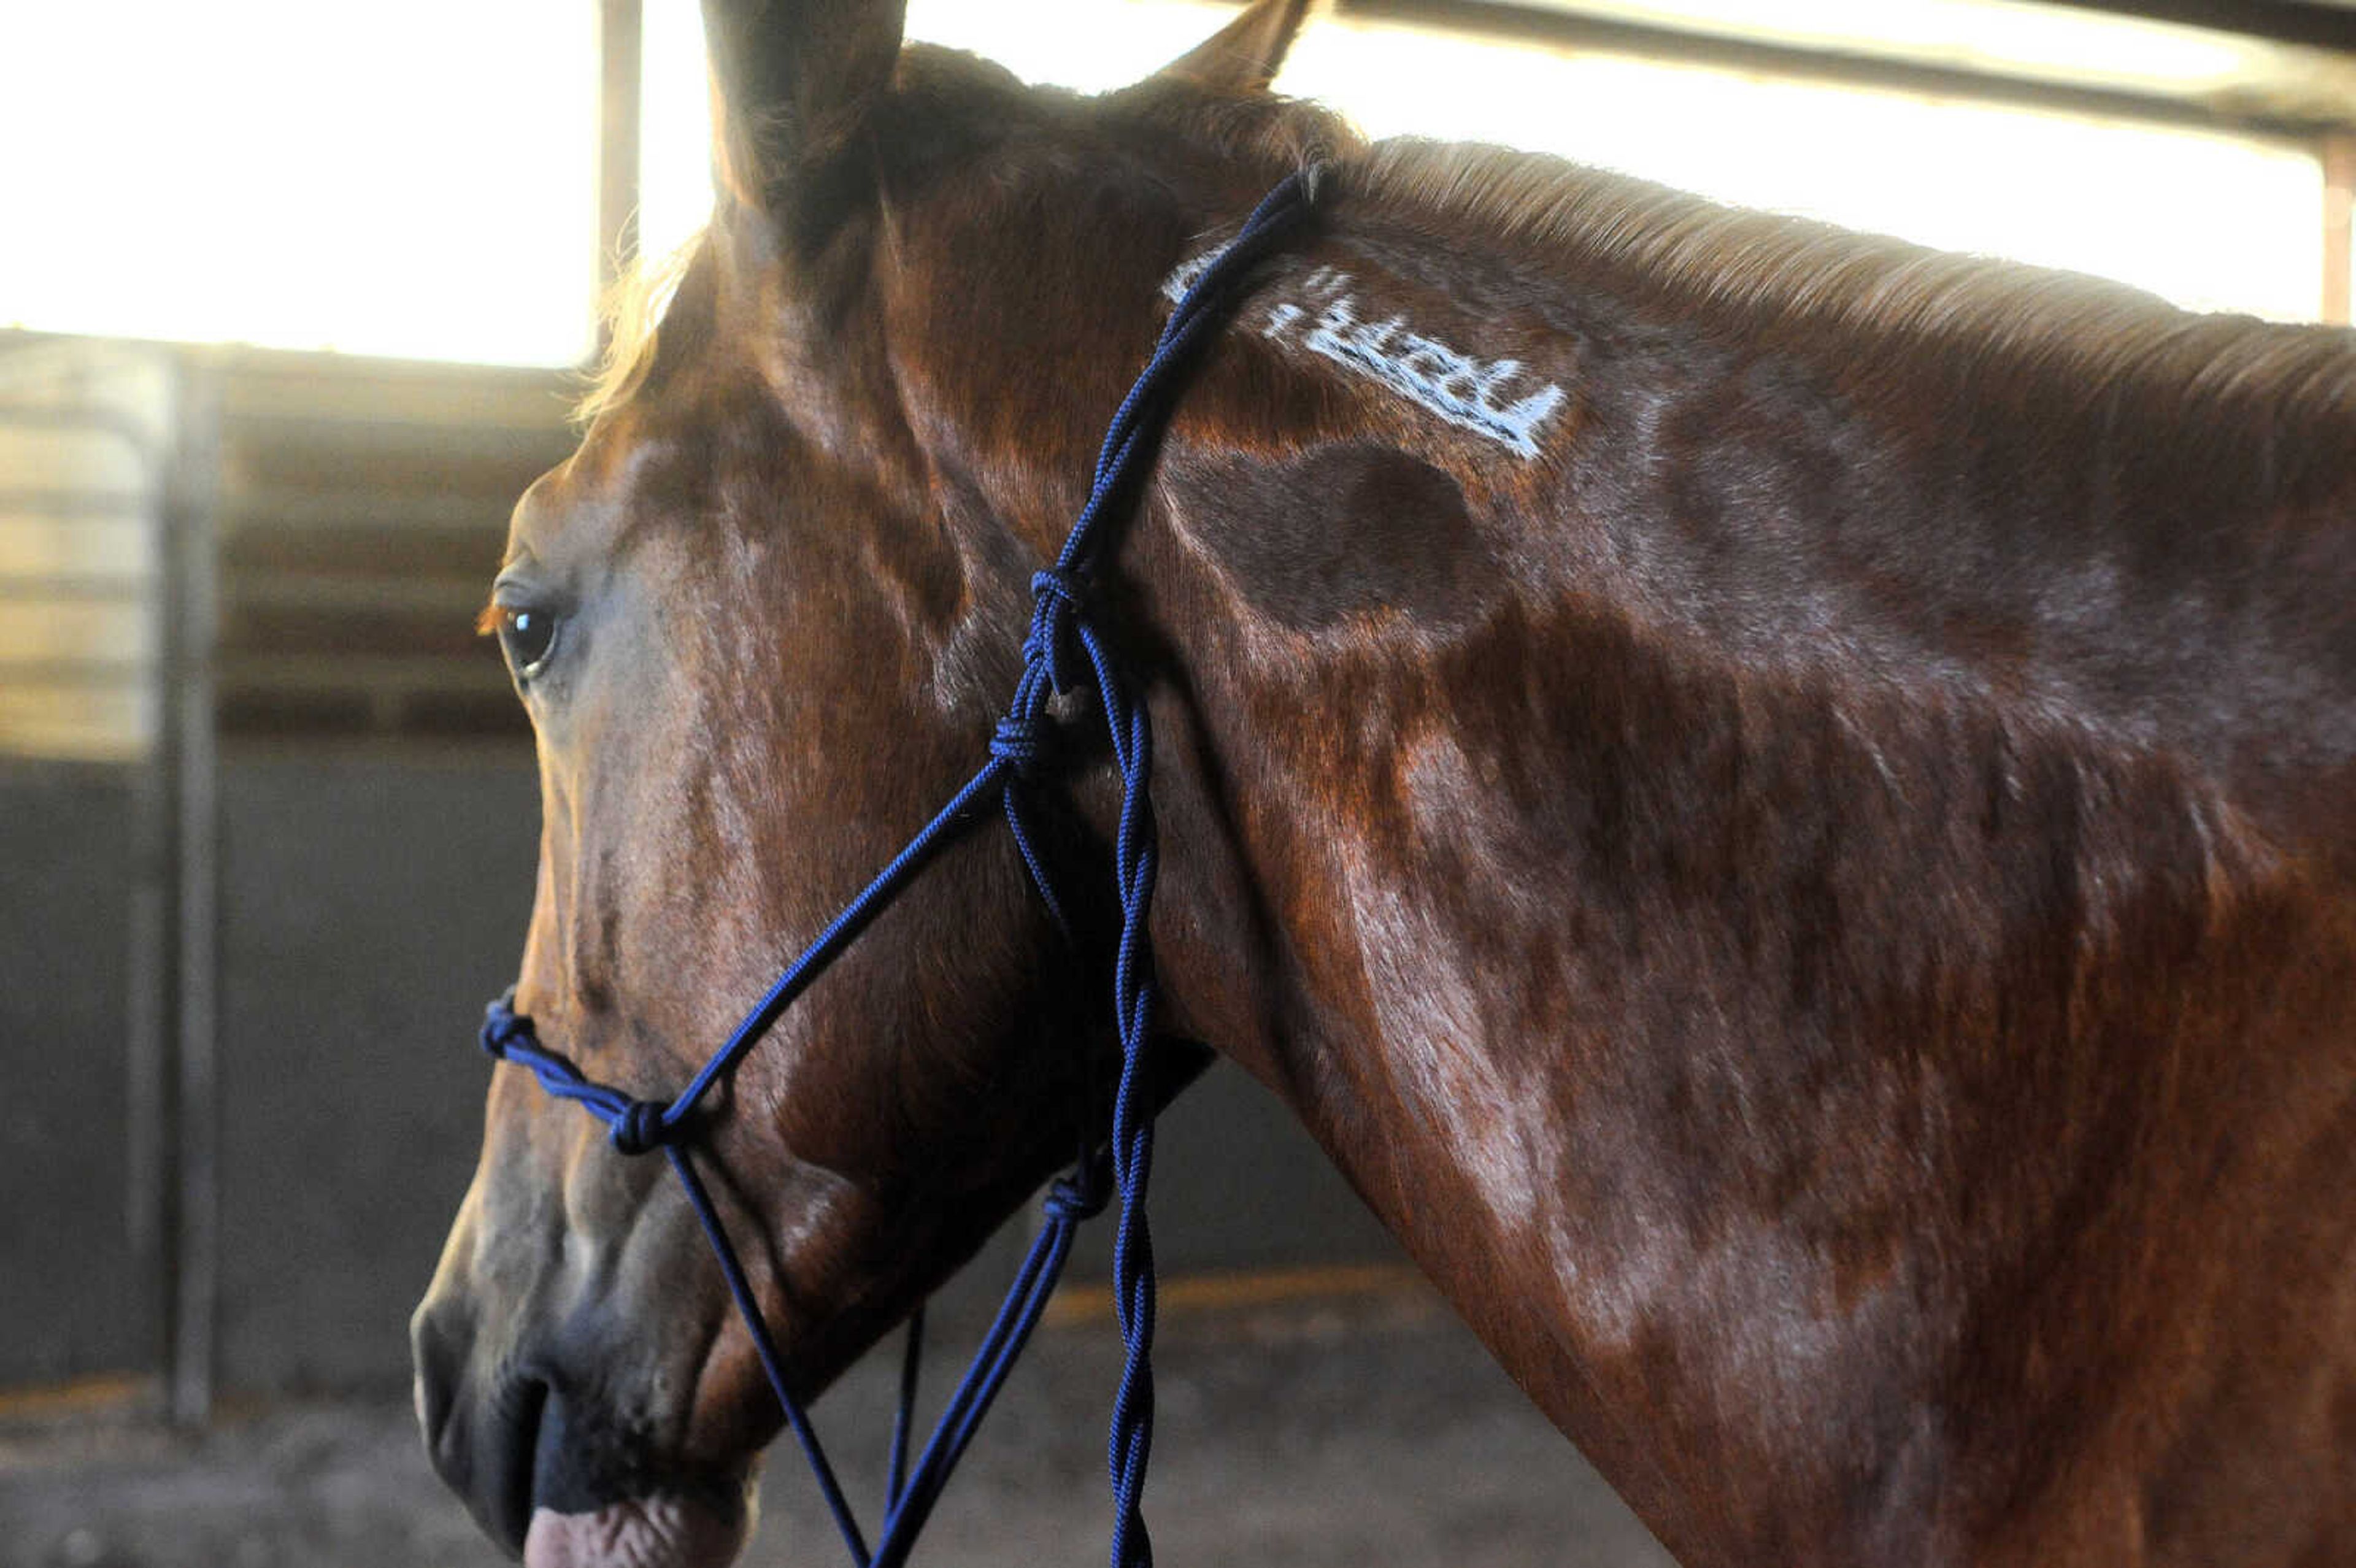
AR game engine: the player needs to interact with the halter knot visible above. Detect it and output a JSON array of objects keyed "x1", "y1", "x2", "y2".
[
  {"x1": 479, "y1": 991, "x2": 533, "y2": 1059},
  {"x1": 610, "y1": 1099, "x2": 674, "y2": 1157},
  {"x1": 1032, "y1": 566, "x2": 1087, "y2": 609},
  {"x1": 988, "y1": 714, "x2": 1052, "y2": 777},
  {"x1": 1042, "y1": 1172, "x2": 1109, "y2": 1224},
  {"x1": 1022, "y1": 568, "x2": 1091, "y2": 696}
]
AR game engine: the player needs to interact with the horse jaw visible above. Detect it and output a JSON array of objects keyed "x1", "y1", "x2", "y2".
[{"x1": 522, "y1": 1489, "x2": 755, "y2": 1568}]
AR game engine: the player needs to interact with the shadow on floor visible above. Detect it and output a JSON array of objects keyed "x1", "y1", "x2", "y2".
[{"x1": 0, "y1": 1288, "x2": 1679, "y2": 1568}]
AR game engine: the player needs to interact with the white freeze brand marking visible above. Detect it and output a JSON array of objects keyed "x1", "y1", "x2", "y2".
[{"x1": 1165, "y1": 250, "x2": 1565, "y2": 459}]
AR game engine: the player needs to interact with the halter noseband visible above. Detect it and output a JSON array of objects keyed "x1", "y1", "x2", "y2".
[{"x1": 475, "y1": 166, "x2": 1320, "y2": 1568}]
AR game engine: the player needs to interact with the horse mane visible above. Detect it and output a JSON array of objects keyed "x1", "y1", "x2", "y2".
[
  {"x1": 1106, "y1": 75, "x2": 2356, "y2": 456},
  {"x1": 1351, "y1": 138, "x2": 2356, "y2": 433}
]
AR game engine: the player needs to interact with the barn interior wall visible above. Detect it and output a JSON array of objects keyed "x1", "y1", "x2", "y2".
[
  {"x1": 0, "y1": 745, "x2": 1398, "y2": 1397},
  {"x1": 0, "y1": 761, "x2": 153, "y2": 1389}
]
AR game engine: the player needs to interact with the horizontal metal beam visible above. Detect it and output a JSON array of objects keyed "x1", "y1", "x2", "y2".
[
  {"x1": 2033, "y1": 0, "x2": 2356, "y2": 52},
  {"x1": 0, "y1": 575, "x2": 150, "y2": 602},
  {"x1": 215, "y1": 653, "x2": 514, "y2": 694},
  {"x1": 0, "y1": 490, "x2": 152, "y2": 521},
  {"x1": 0, "y1": 406, "x2": 164, "y2": 481},
  {"x1": 1342, "y1": 0, "x2": 2352, "y2": 135},
  {"x1": 0, "y1": 659, "x2": 153, "y2": 687},
  {"x1": 225, "y1": 488, "x2": 515, "y2": 534}
]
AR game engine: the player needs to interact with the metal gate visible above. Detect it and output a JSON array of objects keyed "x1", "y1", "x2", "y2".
[{"x1": 0, "y1": 339, "x2": 214, "y2": 1420}]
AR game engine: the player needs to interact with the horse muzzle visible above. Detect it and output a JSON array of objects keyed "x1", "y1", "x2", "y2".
[{"x1": 412, "y1": 1289, "x2": 755, "y2": 1567}]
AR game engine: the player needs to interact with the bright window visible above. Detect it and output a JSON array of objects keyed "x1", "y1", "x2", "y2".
[
  {"x1": 1278, "y1": 17, "x2": 2324, "y2": 321},
  {"x1": 1, "y1": 1, "x2": 599, "y2": 365},
  {"x1": 0, "y1": 1, "x2": 2335, "y2": 365}
]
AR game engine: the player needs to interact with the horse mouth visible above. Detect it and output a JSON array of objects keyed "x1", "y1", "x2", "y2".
[
  {"x1": 502, "y1": 1382, "x2": 755, "y2": 1568},
  {"x1": 522, "y1": 1492, "x2": 755, "y2": 1568}
]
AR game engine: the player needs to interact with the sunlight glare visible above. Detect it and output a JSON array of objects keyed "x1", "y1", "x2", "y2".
[
  {"x1": 0, "y1": 1, "x2": 598, "y2": 364},
  {"x1": 2, "y1": 0, "x2": 2329, "y2": 365}
]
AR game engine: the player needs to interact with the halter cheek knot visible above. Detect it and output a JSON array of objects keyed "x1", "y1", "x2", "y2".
[
  {"x1": 610, "y1": 1099, "x2": 674, "y2": 1157},
  {"x1": 479, "y1": 990, "x2": 533, "y2": 1059}
]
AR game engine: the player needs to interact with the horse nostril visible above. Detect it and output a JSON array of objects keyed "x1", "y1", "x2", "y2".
[
  {"x1": 480, "y1": 1374, "x2": 551, "y2": 1556},
  {"x1": 411, "y1": 1305, "x2": 550, "y2": 1557},
  {"x1": 410, "y1": 1301, "x2": 467, "y2": 1459}
]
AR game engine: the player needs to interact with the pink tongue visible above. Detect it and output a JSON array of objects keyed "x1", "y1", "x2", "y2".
[{"x1": 522, "y1": 1496, "x2": 752, "y2": 1568}]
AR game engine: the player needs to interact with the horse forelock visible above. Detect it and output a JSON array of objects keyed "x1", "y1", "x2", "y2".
[{"x1": 577, "y1": 233, "x2": 714, "y2": 428}]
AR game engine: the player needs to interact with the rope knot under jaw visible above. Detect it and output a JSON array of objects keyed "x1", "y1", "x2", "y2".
[
  {"x1": 1041, "y1": 1173, "x2": 1108, "y2": 1224},
  {"x1": 610, "y1": 1099, "x2": 674, "y2": 1157}
]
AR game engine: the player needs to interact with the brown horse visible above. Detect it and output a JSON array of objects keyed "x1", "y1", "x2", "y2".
[{"x1": 412, "y1": 2, "x2": 2356, "y2": 1563}]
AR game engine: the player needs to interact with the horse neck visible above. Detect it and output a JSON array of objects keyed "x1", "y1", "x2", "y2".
[
  {"x1": 1114, "y1": 178, "x2": 2347, "y2": 1065},
  {"x1": 991, "y1": 183, "x2": 2356, "y2": 1559}
]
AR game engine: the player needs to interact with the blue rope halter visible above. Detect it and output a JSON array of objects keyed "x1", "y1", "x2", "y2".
[{"x1": 475, "y1": 166, "x2": 1320, "y2": 1568}]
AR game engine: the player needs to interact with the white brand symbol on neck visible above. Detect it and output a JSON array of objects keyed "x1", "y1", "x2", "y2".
[{"x1": 1165, "y1": 252, "x2": 1564, "y2": 459}]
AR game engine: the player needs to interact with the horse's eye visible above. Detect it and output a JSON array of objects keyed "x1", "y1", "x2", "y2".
[{"x1": 494, "y1": 604, "x2": 561, "y2": 682}]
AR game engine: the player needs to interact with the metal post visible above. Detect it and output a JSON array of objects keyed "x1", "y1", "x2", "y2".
[
  {"x1": 126, "y1": 391, "x2": 173, "y2": 1321},
  {"x1": 2324, "y1": 133, "x2": 2353, "y2": 326},
  {"x1": 598, "y1": 0, "x2": 645, "y2": 341},
  {"x1": 163, "y1": 352, "x2": 221, "y2": 1428}
]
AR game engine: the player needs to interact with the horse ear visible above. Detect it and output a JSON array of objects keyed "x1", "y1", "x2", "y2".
[
  {"x1": 702, "y1": 0, "x2": 907, "y2": 210},
  {"x1": 1153, "y1": 0, "x2": 1312, "y2": 93}
]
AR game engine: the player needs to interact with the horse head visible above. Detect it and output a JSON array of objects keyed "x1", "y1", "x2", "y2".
[{"x1": 410, "y1": 2, "x2": 1317, "y2": 1562}]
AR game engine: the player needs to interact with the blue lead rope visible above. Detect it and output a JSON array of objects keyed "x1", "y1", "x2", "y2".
[{"x1": 476, "y1": 166, "x2": 1319, "y2": 1568}]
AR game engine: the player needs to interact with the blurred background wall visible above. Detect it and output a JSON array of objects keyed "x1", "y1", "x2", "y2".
[{"x1": 2, "y1": 0, "x2": 2352, "y2": 1424}]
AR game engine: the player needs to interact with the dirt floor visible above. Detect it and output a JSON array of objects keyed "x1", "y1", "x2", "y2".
[{"x1": 0, "y1": 1287, "x2": 1677, "y2": 1568}]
